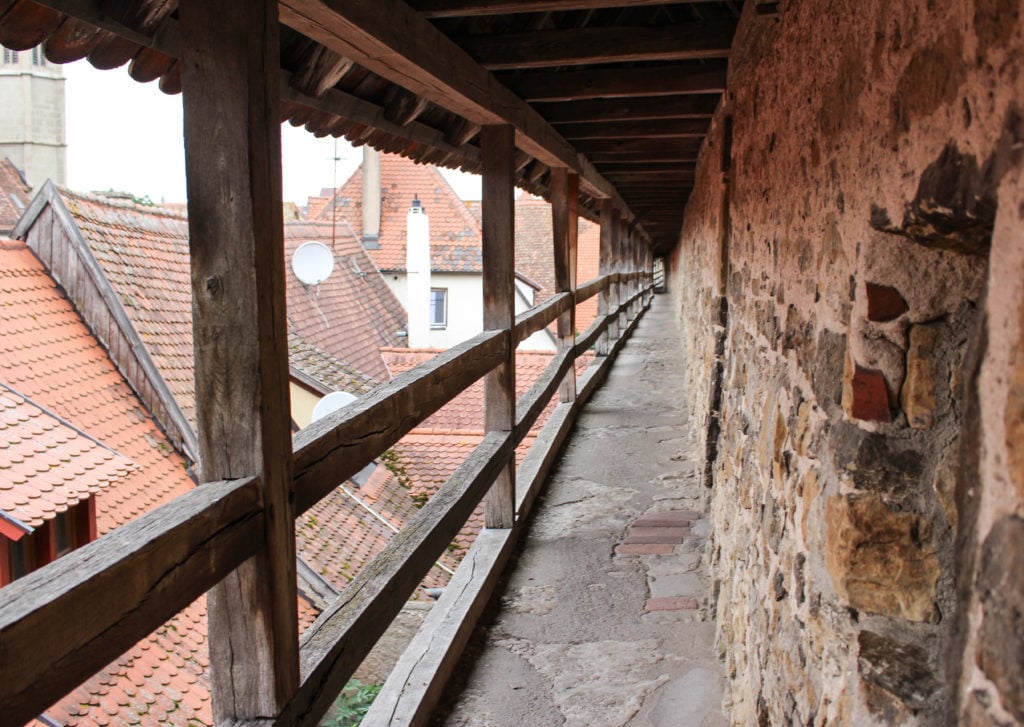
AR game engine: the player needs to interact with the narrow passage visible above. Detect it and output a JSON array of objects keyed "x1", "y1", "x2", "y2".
[{"x1": 438, "y1": 295, "x2": 728, "y2": 726}]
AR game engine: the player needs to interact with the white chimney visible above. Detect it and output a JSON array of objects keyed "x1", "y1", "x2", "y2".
[
  {"x1": 362, "y1": 147, "x2": 381, "y2": 249},
  {"x1": 406, "y1": 196, "x2": 431, "y2": 348}
]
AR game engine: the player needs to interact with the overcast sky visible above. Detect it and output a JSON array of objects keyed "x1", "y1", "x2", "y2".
[{"x1": 62, "y1": 59, "x2": 482, "y2": 205}]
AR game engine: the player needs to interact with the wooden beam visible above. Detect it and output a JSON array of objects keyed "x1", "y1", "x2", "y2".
[
  {"x1": 0, "y1": 477, "x2": 262, "y2": 727},
  {"x1": 559, "y1": 119, "x2": 710, "y2": 141},
  {"x1": 408, "y1": 0, "x2": 700, "y2": 18},
  {"x1": 513, "y1": 291, "x2": 572, "y2": 344},
  {"x1": 574, "y1": 138, "x2": 704, "y2": 155},
  {"x1": 498, "y1": 62, "x2": 728, "y2": 102},
  {"x1": 575, "y1": 274, "x2": 609, "y2": 304},
  {"x1": 455, "y1": 21, "x2": 736, "y2": 70},
  {"x1": 292, "y1": 330, "x2": 507, "y2": 513},
  {"x1": 278, "y1": 0, "x2": 633, "y2": 217},
  {"x1": 605, "y1": 171, "x2": 697, "y2": 183},
  {"x1": 180, "y1": 0, "x2": 298, "y2": 719},
  {"x1": 481, "y1": 125, "x2": 516, "y2": 529},
  {"x1": 550, "y1": 167, "x2": 578, "y2": 403},
  {"x1": 597, "y1": 200, "x2": 617, "y2": 355},
  {"x1": 537, "y1": 94, "x2": 719, "y2": 124}
]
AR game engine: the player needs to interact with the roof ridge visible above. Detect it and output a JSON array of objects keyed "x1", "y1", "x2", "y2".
[{"x1": 60, "y1": 186, "x2": 190, "y2": 221}]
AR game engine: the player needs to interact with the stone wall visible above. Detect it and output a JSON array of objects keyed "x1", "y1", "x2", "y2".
[{"x1": 669, "y1": 0, "x2": 1023, "y2": 724}]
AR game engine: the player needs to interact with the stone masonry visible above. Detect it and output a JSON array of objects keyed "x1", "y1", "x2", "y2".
[{"x1": 670, "y1": 0, "x2": 1023, "y2": 724}]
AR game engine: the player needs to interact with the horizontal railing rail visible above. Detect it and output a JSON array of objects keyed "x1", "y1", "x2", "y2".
[{"x1": 0, "y1": 270, "x2": 651, "y2": 727}]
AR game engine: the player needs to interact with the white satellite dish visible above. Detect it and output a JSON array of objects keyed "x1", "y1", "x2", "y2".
[
  {"x1": 311, "y1": 390, "x2": 357, "y2": 422},
  {"x1": 292, "y1": 241, "x2": 335, "y2": 285}
]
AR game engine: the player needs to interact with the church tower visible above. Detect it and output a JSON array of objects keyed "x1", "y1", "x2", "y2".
[{"x1": 0, "y1": 45, "x2": 66, "y2": 190}]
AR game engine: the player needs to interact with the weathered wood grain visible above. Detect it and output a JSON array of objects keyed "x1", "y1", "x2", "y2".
[
  {"x1": 498, "y1": 63, "x2": 728, "y2": 102},
  {"x1": 513, "y1": 291, "x2": 572, "y2": 344},
  {"x1": 292, "y1": 329, "x2": 506, "y2": 513},
  {"x1": 515, "y1": 347, "x2": 574, "y2": 444},
  {"x1": 550, "y1": 167, "x2": 579, "y2": 403},
  {"x1": 575, "y1": 273, "x2": 609, "y2": 304},
  {"x1": 0, "y1": 476, "x2": 263, "y2": 727},
  {"x1": 284, "y1": 431, "x2": 514, "y2": 726},
  {"x1": 481, "y1": 125, "x2": 517, "y2": 529},
  {"x1": 180, "y1": 0, "x2": 299, "y2": 717}
]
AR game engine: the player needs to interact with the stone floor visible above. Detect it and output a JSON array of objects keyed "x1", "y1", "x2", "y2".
[{"x1": 435, "y1": 296, "x2": 728, "y2": 727}]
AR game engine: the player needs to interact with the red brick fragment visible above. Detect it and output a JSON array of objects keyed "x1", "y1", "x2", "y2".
[
  {"x1": 634, "y1": 510, "x2": 699, "y2": 525},
  {"x1": 850, "y1": 365, "x2": 891, "y2": 422},
  {"x1": 628, "y1": 526, "x2": 691, "y2": 539},
  {"x1": 615, "y1": 543, "x2": 675, "y2": 555},
  {"x1": 623, "y1": 534, "x2": 688, "y2": 544},
  {"x1": 645, "y1": 597, "x2": 699, "y2": 612},
  {"x1": 866, "y1": 283, "x2": 909, "y2": 322}
]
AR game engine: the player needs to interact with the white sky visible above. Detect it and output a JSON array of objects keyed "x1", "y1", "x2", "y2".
[{"x1": 62, "y1": 59, "x2": 482, "y2": 205}]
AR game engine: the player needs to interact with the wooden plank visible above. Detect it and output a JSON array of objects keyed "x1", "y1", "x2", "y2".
[
  {"x1": 180, "y1": 0, "x2": 298, "y2": 718},
  {"x1": 498, "y1": 62, "x2": 728, "y2": 102},
  {"x1": 409, "y1": 0, "x2": 695, "y2": 17},
  {"x1": 537, "y1": 94, "x2": 719, "y2": 124},
  {"x1": 455, "y1": 21, "x2": 736, "y2": 70},
  {"x1": 292, "y1": 329, "x2": 507, "y2": 513},
  {"x1": 574, "y1": 311, "x2": 610, "y2": 357},
  {"x1": 0, "y1": 476, "x2": 263, "y2": 727},
  {"x1": 598, "y1": 199, "x2": 610, "y2": 358},
  {"x1": 284, "y1": 431, "x2": 514, "y2": 726},
  {"x1": 514, "y1": 347, "x2": 574, "y2": 443},
  {"x1": 550, "y1": 167, "x2": 578, "y2": 403},
  {"x1": 513, "y1": 291, "x2": 572, "y2": 344},
  {"x1": 481, "y1": 125, "x2": 516, "y2": 529},
  {"x1": 575, "y1": 274, "x2": 609, "y2": 304},
  {"x1": 278, "y1": 0, "x2": 633, "y2": 217}
]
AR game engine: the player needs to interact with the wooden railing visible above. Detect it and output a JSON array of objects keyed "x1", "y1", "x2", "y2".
[{"x1": 0, "y1": 271, "x2": 652, "y2": 727}]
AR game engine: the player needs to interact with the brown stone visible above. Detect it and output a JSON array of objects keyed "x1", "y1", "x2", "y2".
[
  {"x1": 615, "y1": 543, "x2": 675, "y2": 556},
  {"x1": 645, "y1": 596, "x2": 699, "y2": 612},
  {"x1": 847, "y1": 365, "x2": 892, "y2": 422},
  {"x1": 626, "y1": 526, "x2": 691, "y2": 539},
  {"x1": 825, "y1": 494, "x2": 939, "y2": 621},
  {"x1": 901, "y1": 323, "x2": 942, "y2": 429},
  {"x1": 866, "y1": 283, "x2": 909, "y2": 322},
  {"x1": 622, "y1": 533, "x2": 688, "y2": 545},
  {"x1": 976, "y1": 515, "x2": 1024, "y2": 722},
  {"x1": 857, "y1": 630, "x2": 939, "y2": 711},
  {"x1": 634, "y1": 510, "x2": 700, "y2": 526}
]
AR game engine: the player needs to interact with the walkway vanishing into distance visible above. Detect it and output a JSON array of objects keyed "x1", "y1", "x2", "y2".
[{"x1": 436, "y1": 295, "x2": 729, "y2": 727}]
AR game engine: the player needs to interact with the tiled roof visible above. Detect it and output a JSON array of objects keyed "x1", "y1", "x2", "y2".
[
  {"x1": 514, "y1": 192, "x2": 601, "y2": 331},
  {"x1": 50, "y1": 190, "x2": 404, "y2": 416},
  {"x1": 0, "y1": 384, "x2": 133, "y2": 528},
  {"x1": 0, "y1": 159, "x2": 31, "y2": 235},
  {"x1": 289, "y1": 333, "x2": 380, "y2": 396},
  {"x1": 283, "y1": 223, "x2": 406, "y2": 382},
  {"x1": 320, "y1": 153, "x2": 484, "y2": 273},
  {"x1": 0, "y1": 238, "x2": 194, "y2": 534},
  {"x1": 380, "y1": 348, "x2": 594, "y2": 433}
]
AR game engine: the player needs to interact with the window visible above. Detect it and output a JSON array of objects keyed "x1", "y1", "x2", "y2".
[
  {"x1": 31, "y1": 47, "x2": 43, "y2": 66},
  {"x1": 8, "y1": 536, "x2": 34, "y2": 581},
  {"x1": 430, "y1": 288, "x2": 447, "y2": 328},
  {"x1": 54, "y1": 510, "x2": 76, "y2": 557},
  {"x1": 2, "y1": 48, "x2": 19, "y2": 64}
]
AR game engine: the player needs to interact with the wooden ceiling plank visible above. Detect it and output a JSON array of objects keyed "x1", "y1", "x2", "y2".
[
  {"x1": 455, "y1": 21, "x2": 736, "y2": 70},
  {"x1": 574, "y1": 137, "x2": 704, "y2": 154},
  {"x1": 409, "y1": 0, "x2": 700, "y2": 19},
  {"x1": 557, "y1": 118, "x2": 709, "y2": 140},
  {"x1": 590, "y1": 152, "x2": 699, "y2": 163},
  {"x1": 289, "y1": 42, "x2": 355, "y2": 98},
  {"x1": 537, "y1": 94, "x2": 719, "y2": 123},
  {"x1": 498, "y1": 62, "x2": 728, "y2": 102}
]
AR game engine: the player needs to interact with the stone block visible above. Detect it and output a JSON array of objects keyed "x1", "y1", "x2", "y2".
[
  {"x1": 1006, "y1": 301, "x2": 1024, "y2": 501},
  {"x1": 865, "y1": 283, "x2": 909, "y2": 322},
  {"x1": 825, "y1": 494, "x2": 939, "y2": 621},
  {"x1": 616, "y1": 543, "x2": 675, "y2": 556},
  {"x1": 830, "y1": 422, "x2": 924, "y2": 495},
  {"x1": 812, "y1": 329, "x2": 847, "y2": 409},
  {"x1": 976, "y1": 515, "x2": 1024, "y2": 722},
  {"x1": 857, "y1": 630, "x2": 939, "y2": 711},
  {"x1": 634, "y1": 510, "x2": 700, "y2": 526},
  {"x1": 627, "y1": 526, "x2": 692, "y2": 539},
  {"x1": 846, "y1": 364, "x2": 892, "y2": 422},
  {"x1": 901, "y1": 323, "x2": 942, "y2": 429}
]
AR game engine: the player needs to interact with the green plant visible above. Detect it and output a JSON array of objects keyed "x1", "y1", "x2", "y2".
[{"x1": 327, "y1": 679, "x2": 381, "y2": 727}]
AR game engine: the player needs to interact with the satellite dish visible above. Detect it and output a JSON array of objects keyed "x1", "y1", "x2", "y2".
[
  {"x1": 311, "y1": 391, "x2": 357, "y2": 422},
  {"x1": 292, "y1": 241, "x2": 335, "y2": 285}
]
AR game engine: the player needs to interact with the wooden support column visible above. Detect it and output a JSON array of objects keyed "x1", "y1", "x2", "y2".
[
  {"x1": 481, "y1": 125, "x2": 516, "y2": 529},
  {"x1": 597, "y1": 199, "x2": 617, "y2": 355},
  {"x1": 617, "y1": 217, "x2": 629, "y2": 332},
  {"x1": 180, "y1": 0, "x2": 299, "y2": 720},
  {"x1": 550, "y1": 167, "x2": 578, "y2": 403}
]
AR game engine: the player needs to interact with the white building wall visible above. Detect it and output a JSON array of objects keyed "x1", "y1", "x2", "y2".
[{"x1": 384, "y1": 270, "x2": 555, "y2": 351}]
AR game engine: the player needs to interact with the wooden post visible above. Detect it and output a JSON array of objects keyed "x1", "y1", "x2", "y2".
[
  {"x1": 618, "y1": 216, "x2": 626, "y2": 329},
  {"x1": 550, "y1": 168, "x2": 578, "y2": 403},
  {"x1": 180, "y1": 0, "x2": 299, "y2": 719},
  {"x1": 597, "y1": 199, "x2": 616, "y2": 355},
  {"x1": 481, "y1": 125, "x2": 516, "y2": 529}
]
